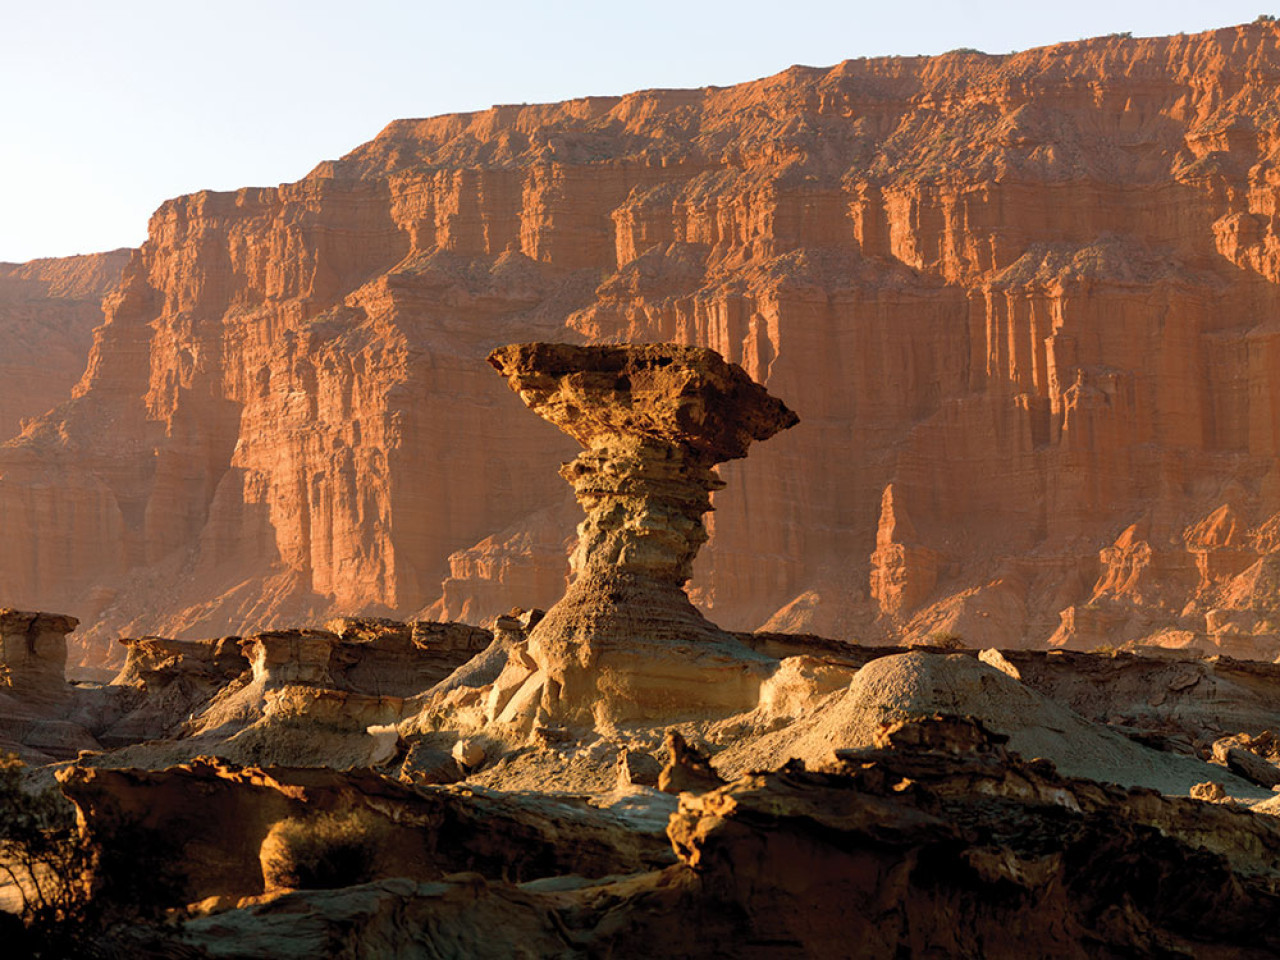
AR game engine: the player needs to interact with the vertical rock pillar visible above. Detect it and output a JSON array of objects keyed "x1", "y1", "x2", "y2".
[
  {"x1": 0, "y1": 608, "x2": 78, "y2": 693},
  {"x1": 486, "y1": 342, "x2": 798, "y2": 725}
]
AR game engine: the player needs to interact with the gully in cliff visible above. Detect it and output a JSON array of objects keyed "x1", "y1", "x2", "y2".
[{"x1": 484, "y1": 342, "x2": 798, "y2": 725}]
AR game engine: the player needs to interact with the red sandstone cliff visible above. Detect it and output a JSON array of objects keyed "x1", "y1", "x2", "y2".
[
  {"x1": 4, "y1": 23, "x2": 1280, "y2": 660},
  {"x1": 0, "y1": 251, "x2": 129, "y2": 441}
]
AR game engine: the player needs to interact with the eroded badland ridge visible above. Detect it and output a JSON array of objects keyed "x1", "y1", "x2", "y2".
[{"x1": 6, "y1": 23, "x2": 1280, "y2": 662}]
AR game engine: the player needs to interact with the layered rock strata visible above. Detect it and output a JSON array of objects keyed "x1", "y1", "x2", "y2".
[
  {"x1": 0, "y1": 608, "x2": 104, "y2": 762},
  {"x1": 113, "y1": 620, "x2": 494, "y2": 765},
  {"x1": 0, "y1": 615, "x2": 491, "y2": 764},
  {"x1": 10, "y1": 25, "x2": 1280, "y2": 655},
  {"x1": 237, "y1": 619, "x2": 489, "y2": 696},
  {"x1": 113, "y1": 635, "x2": 249, "y2": 689},
  {"x1": 483, "y1": 342, "x2": 796, "y2": 723},
  {"x1": 0, "y1": 609, "x2": 78, "y2": 693},
  {"x1": 0, "y1": 250, "x2": 129, "y2": 441}
]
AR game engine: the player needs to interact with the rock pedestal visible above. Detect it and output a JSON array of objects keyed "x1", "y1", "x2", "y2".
[
  {"x1": 486, "y1": 342, "x2": 798, "y2": 724},
  {"x1": 0, "y1": 608, "x2": 78, "y2": 693}
]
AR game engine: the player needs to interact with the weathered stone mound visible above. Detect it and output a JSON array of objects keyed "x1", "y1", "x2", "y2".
[
  {"x1": 480, "y1": 342, "x2": 796, "y2": 725},
  {"x1": 718, "y1": 650, "x2": 1270, "y2": 797}
]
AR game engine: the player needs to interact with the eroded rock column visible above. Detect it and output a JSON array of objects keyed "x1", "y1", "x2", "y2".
[
  {"x1": 0, "y1": 608, "x2": 78, "y2": 693},
  {"x1": 486, "y1": 342, "x2": 798, "y2": 725}
]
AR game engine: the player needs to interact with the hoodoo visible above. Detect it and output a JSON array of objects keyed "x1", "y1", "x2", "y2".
[
  {"x1": 0, "y1": 608, "x2": 78, "y2": 693},
  {"x1": 485, "y1": 342, "x2": 798, "y2": 724}
]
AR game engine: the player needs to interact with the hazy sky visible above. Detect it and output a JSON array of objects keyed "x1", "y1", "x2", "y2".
[{"x1": 1, "y1": 0, "x2": 1272, "y2": 262}]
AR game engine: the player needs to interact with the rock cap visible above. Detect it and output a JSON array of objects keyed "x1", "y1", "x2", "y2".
[{"x1": 487, "y1": 342, "x2": 798, "y2": 462}]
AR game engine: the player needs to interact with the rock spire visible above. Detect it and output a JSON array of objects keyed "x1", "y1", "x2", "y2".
[{"x1": 485, "y1": 342, "x2": 798, "y2": 724}]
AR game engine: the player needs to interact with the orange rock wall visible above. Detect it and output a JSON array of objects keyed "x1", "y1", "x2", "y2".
[
  {"x1": 5, "y1": 24, "x2": 1280, "y2": 658},
  {"x1": 0, "y1": 251, "x2": 129, "y2": 441}
]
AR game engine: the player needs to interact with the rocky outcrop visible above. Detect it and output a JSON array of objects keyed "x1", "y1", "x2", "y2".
[
  {"x1": 238, "y1": 620, "x2": 489, "y2": 696},
  {"x1": 113, "y1": 635, "x2": 248, "y2": 688},
  {"x1": 657, "y1": 730, "x2": 725, "y2": 794},
  {"x1": 106, "y1": 719, "x2": 1280, "y2": 959},
  {"x1": 0, "y1": 608, "x2": 102, "y2": 762},
  {"x1": 717, "y1": 649, "x2": 1270, "y2": 797},
  {"x1": 56, "y1": 757, "x2": 673, "y2": 911},
  {"x1": 716, "y1": 640, "x2": 1280, "y2": 790},
  {"x1": 0, "y1": 251, "x2": 129, "y2": 442},
  {"x1": 482, "y1": 342, "x2": 795, "y2": 724},
  {"x1": 88, "y1": 619, "x2": 493, "y2": 763},
  {"x1": 89, "y1": 636, "x2": 250, "y2": 748},
  {"x1": 324, "y1": 618, "x2": 491, "y2": 697},
  {"x1": 869, "y1": 484, "x2": 942, "y2": 618},
  {"x1": 1212, "y1": 732, "x2": 1280, "y2": 788},
  {"x1": 1049, "y1": 504, "x2": 1280, "y2": 658},
  {"x1": 664, "y1": 741, "x2": 1280, "y2": 958},
  {"x1": 0, "y1": 609, "x2": 78, "y2": 693},
  {"x1": 999, "y1": 647, "x2": 1280, "y2": 757},
  {"x1": 0, "y1": 616, "x2": 494, "y2": 763},
  {"x1": 10, "y1": 25, "x2": 1280, "y2": 655}
]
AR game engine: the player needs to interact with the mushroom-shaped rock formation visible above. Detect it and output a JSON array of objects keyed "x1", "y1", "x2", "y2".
[{"x1": 486, "y1": 342, "x2": 799, "y2": 724}]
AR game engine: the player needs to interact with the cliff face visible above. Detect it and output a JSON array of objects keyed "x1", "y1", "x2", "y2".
[
  {"x1": 5, "y1": 23, "x2": 1280, "y2": 659},
  {"x1": 0, "y1": 251, "x2": 129, "y2": 441}
]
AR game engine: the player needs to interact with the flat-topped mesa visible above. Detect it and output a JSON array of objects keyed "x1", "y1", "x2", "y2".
[
  {"x1": 485, "y1": 342, "x2": 798, "y2": 725},
  {"x1": 0, "y1": 609, "x2": 78, "y2": 693},
  {"x1": 487, "y1": 342, "x2": 798, "y2": 585}
]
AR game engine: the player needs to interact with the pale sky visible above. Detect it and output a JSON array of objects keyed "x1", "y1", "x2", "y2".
[{"x1": 1, "y1": 0, "x2": 1273, "y2": 263}]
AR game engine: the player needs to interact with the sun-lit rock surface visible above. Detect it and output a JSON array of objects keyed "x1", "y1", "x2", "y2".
[
  {"x1": 13, "y1": 24, "x2": 1280, "y2": 954},
  {"x1": 7, "y1": 25, "x2": 1280, "y2": 658},
  {"x1": 481, "y1": 342, "x2": 795, "y2": 724},
  {"x1": 0, "y1": 251, "x2": 129, "y2": 443}
]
